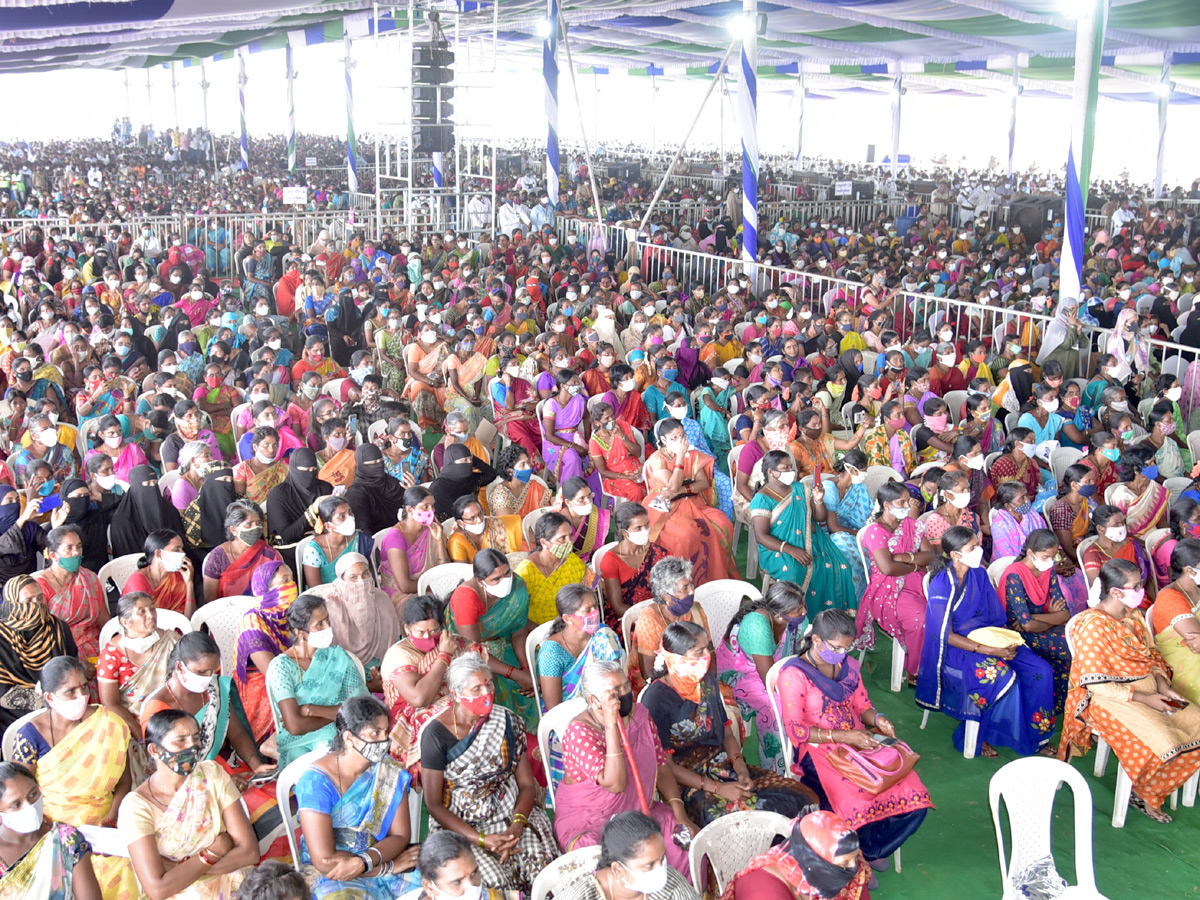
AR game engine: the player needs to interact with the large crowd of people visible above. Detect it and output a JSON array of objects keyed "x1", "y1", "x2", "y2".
[{"x1": 0, "y1": 130, "x2": 1198, "y2": 900}]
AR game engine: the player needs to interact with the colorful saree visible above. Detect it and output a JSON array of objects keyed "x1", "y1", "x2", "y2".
[
  {"x1": 400, "y1": 342, "x2": 449, "y2": 428},
  {"x1": 543, "y1": 395, "x2": 600, "y2": 494},
  {"x1": 588, "y1": 420, "x2": 647, "y2": 504},
  {"x1": 644, "y1": 448, "x2": 740, "y2": 584},
  {"x1": 1108, "y1": 481, "x2": 1170, "y2": 540},
  {"x1": 1060, "y1": 609, "x2": 1200, "y2": 811},
  {"x1": 487, "y1": 479, "x2": 547, "y2": 520},
  {"x1": 34, "y1": 569, "x2": 106, "y2": 663},
  {"x1": 444, "y1": 351, "x2": 488, "y2": 429},
  {"x1": 779, "y1": 657, "x2": 932, "y2": 860},
  {"x1": 268, "y1": 648, "x2": 367, "y2": 769},
  {"x1": 600, "y1": 388, "x2": 652, "y2": 434},
  {"x1": 514, "y1": 554, "x2": 598, "y2": 625},
  {"x1": 1151, "y1": 586, "x2": 1200, "y2": 705},
  {"x1": 854, "y1": 519, "x2": 928, "y2": 681},
  {"x1": 749, "y1": 482, "x2": 856, "y2": 612},
  {"x1": 232, "y1": 459, "x2": 288, "y2": 505},
  {"x1": 916, "y1": 566, "x2": 1057, "y2": 756},
  {"x1": 0, "y1": 824, "x2": 91, "y2": 900},
  {"x1": 296, "y1": 758, "x2": 421, "y2": 900},
  {"x1": 100, "y1": 631, "x2": 180, "y2": 721},
  {"x1": 821, "y1": 480, "x2": 871, "y2": 602},
  {"x1": 217, "y1": 539, "x2": 279, "y2": 599},
  {"x1": 376, "y1": 328, "x2": 407, "y2": 393},
  {"x1": 490, "y1": 377, "x2": 542, "y2": 462},
  {"x1": 999, "y1": 561, "x2": 1073, "y2": 716},
  {"x1": 447, "y1": 516, "x2": 524, "y2": 564}
]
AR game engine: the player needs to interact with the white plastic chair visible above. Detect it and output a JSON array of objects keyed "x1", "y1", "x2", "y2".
[
  {"x1": 1049, "y1": 447, "x2": 1084, "y2": 486},
  {"x1": 277, "y1": 747, "x2": 330, "y2": 869},
  {"x1": 522, "y1": 509, "x2": 548, "y2": 550},
  {"x1": 989, "y1": 757, "x2": 1111, "y2": 900},
  {"x1": 689, "y1": 810, "x2": 794, "y2": 893},
  {"x1": 295, "y1": 537, "x2": 317, "y2": 593},
  {"x1": 525, "y1": 620, "x2": 555, "y2": 714},
  {"x1": 98, "y1": 607, "x2": 193, "y2": 647},
  {"x1": 1144, "y1": 528, "x2": 1173, "y2": 567},
  {"x1": 96, "y1": 553, "x2": 143, "y2": 596},
  {"x1": 943, "y1": 390, "x2": 969, "y2": 425},
  {"x1": 590, "y1": 541, "x2": 619, "y2": 579},
  {"x1": 1164, "y1": 476, "x2": 1192, "y2": 506},
  {"x1": 863, "y1": 465, "x2": 900, "y2": 503},
  {"x1": 322, "y1": 377, "x2": 347, "y2": 399},
  {"x1": 158, "y1": 468, "x2": 183, "y2": 498},
  {"x1": 416, "y1": 562, "x2": 473, "y2": 601},
  {"x1": 621, "y1": 599, "x2": 655, "y2": 658},
  {"x1": 695, "y1": 580, "x2": 761, "y2": 647},
  {"x1": 190, "y1": 595, "x2": 257, "y2": 677},
  {"x1": 530, "y1": 845, "x2": 601, "y2": 900},
  {"x1": 728, "y1": 447, "x2": 755, "y2": 579},
  {"x1": 537, "y1": 696, "x2": 587, "y2": 809},
  {"x1": 2, "y1": 709, "x2": 44, "y2": 761},
  {"x1": 854, "y1": 525, "x2": 906, "y2": 693},
  {"x1": 1188, "y1": 430, "x2": 1200, "y2": 469}
]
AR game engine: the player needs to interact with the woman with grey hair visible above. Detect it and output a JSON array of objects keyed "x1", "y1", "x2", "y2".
[
  {"x1": 200, "y1": 498, "x2": 283, "y2": 604},
  {"x1": 629, "y1": 555, "x2": 712, "y2": 691},
  {"x1": 96, "y1": 590, "x2": 182, "y2": 734},
  {"x1": 169, "y1": 438, "x2": 213, "y2": 511},
  {"x1": 432, "y1": 409, "x2": 491, "y2": 472},
  {"x1": 420, "y1": 652, "x2": 558, "y2": 891},
  {"x1": 553, "y1": 660, "x2": 698, "y2": 880}
]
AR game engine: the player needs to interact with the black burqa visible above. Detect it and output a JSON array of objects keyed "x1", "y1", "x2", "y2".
[
  {"x1": 266, "y1": 449, "x2": 332, "y2": 544},
  {"x1": 342, "y1": 444, "x2": 406, "y2": 535},
  {"x1": 110, "y1": 465, "x2": 185, "y2": 557},
  {"x1": 429, "y1": 442, "x2": 497, "y2": 522},
  {"x1": 197, "y1": 465, "x2": 239, "y2": 548},
  {"x1": 60, "y1": 478, "x2": 122, "y2": 574},
  {"x1": 835, "y1": 349, "x2": 865, "y2": 398},
  {"x1": 328, "y1": 292, "x2": 365, "y2": 367}
]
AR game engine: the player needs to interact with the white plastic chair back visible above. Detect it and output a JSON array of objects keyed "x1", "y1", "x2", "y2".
[
  {"x1": 525, "y1": 620, "x2": 555, "y2": 714},
  {"x1": 989, "y1": 757, "x2": 1105, "y2": 900},
  {"x1": 416, "y1": 563, "x2": 473, "y2": 601},
  {"x1": 591, "y1": 541, "x2": 618, "y2": 579},
  {"x1": 688, "y1": 810, "x2": 794, "y2": 894},
  {"x1": 764, "y1": 656, "x2": 795, "y2": 774},
  {"x1": 158, "y1": 468, "x2": 183, "y2": 498},
  {"x1": 1164, "y1": 476, "x2": 1192, "y2": 506},
  {"x1": 695, "y1": 580, "x2": 761, "y2": 648},
  {"x1": 2, "y1": 710, "x2": 44, "y2": 761},
  {"x1": 322, "y1": 378, "x2": 346, "y2": 399},
  {"x1": 277, "y1": 748, "x2": 329, "y2": 869},
  {"x1": 522, "y1": 509, "x2": 547, "y2": 548},
  {"x1": 295, "y1": 537, "x2": 317, "y2": 593},
  {"x1": 621, "y1": 599, "x2": 655, "y2": 657},
  {"x1": 76, "y1": 417, "x2": 103, "y2": 460},
  {"x1": 1075, "y1": 535, "x2": 1099, "y2": 576},
  {"x1": 537, "y1": 696, "x2": 587, "y2": 809},
  {"x1": 230, "y1": 402, "x2": 251, "y2": 441},
  {"x1": 943, "y1": 390, "x2": 968, "y2": 425},
  {"x1": 1144, "y1": 528, "x2": 1173, "y2": 567},
  {"x1": 1162, "y1": 355, "x2": 1188, "y2": 381},
  {"x1": 1189, "y1": 431, "x2": 1200, "y2": 469},
  {"x1": 531, "y1": 845, "x2": 601, "y2": 900},
  {"x1": 98, "y1": 608, "x2": 193, "y2": 648},
  {"x1": 96, "y1": 553, "x2": 143, "y2": 597},
  {"x1": 190, "y1": 595, "x2": 257, "y2": 676},
  {"x1": 1049, "y1": 447, "x2": 1084, "y2": 486},
  {"x1": 987, "y1": 556, "x2": 1016, "y2": 592},
  {"x1": 863, "y1": 465, "x2": 900, "y2": 503}
]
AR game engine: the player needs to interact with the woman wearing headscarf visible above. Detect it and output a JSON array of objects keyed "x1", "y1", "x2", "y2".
[
  {"x1": 429, "y1": 442, "x2": 497, "y2": 523},
  {"x1": 235, "y1": 559, "x2": 298, "y2": 741},
  {"x1": 834, "y1": 349, "x2": 865, "y2": 400},
  {"x1": 342, "y1": 443, "x2": 407, "y2": 535},
  {"x1": 0, "y1": 485, "x2": 49, "y2": 583},
  {"x1": 720, "y1": 810, "x2": 871, "y2": 900},
  {"x1": 58, "y1": 476, "x2": 118, "y2": 574},
  {"x1": 266, "y1": 448, "x2": 332, "y2": 544},
  {"x1": 1106, "y1": 307, "x2": 1151, "y2": 388},
  {"x1": 327, "y1": 288, "x2": 365, "y2": 367},
  {"x1": 0, "y1": 575, "x2": 76, "y2": 729},
  {"x1": 109, "y1": 464, "x2": 185, "y2": 558},
  {"x1": 674, "y1": 338, "x2": 711, "y2": 392},
  {"x1": 311, "y1": 552, "x2": 401, "y2": 691},
  {"x1": 1034, "y1": 296, "x2": 1085, "y2": 381},
  {"x1": 181, "y1": 462, "x2": 238, "y2": 550}
]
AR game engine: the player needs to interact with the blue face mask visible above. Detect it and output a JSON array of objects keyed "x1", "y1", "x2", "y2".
[
  {"x1": 1143, "y1": 464, "x2": 1159, "y2": 481},
  {"x1": 38, "y1": 481, "x2": 55, "y2": 497},
  {"x1": 561, "y1": 306, "x2": 573, "y2": 316},
  {"x1": 1100, "y1": 447, "x2": 1120, "y2": 462},
  {"x1": 514, "y1": 467, "x2": 533, "y2": 484},
  {"x1": 755, "y1": 316, "x2": 768, "y2": 325},
  {"x1": 661, "y1": 368, "x2": 677, "y2": 382}
]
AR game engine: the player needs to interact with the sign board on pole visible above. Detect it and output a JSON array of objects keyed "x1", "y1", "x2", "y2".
[
  {"x1": 834, "y1": 181, "x2": 853, "y2": 197},
  {"x1": 282, "y1": 186, "x2": 308, "y2": 205},
  {"x1": 305, "y1": 157, "x2": 317, "y2": 167}
]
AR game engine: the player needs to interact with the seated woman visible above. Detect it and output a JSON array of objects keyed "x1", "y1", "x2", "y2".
[
  {"x1": 486, "y1": 447, "x2": 547, "y2": 519},
  {"x1": 514, "y1": 512, "x2": 596, "y2": 625},
  {"x1": 232, "y1": 426, "x2": 289, "y2": 505},
  {"x1": 302, "y1": 497, "x2": 375, "y2": 589},
  {"x1": 989, "y1": 427, "x2": 1044, "y2": 503},
  {"x1": 1151, "y1": 538, "x2": 1200, "y2": 705},
  {"x1": 646, "y1": 417, "x2": 740, "y2": 583},
  {"x1": 490, "y1": 355, "x2": 542, "y2": 465},
  {"x1": 234, "y1": 560, "x2": 298, "y2": 742},
  {"x1": 589, "y1": 400, "x2": 647, "y2": 505},
  {"x1": 84, "y1": 413, "x2": 148, "y2": 482},
  {"x1": 854, "y1": 482, "x2": 934, "y2": 688},
  {"x1": 1079, "y1": 431, "x2": 1122, "y2": 502},
  {"x1": 557, "y1": 811, "x2": 700, "y2": 900},
  {"x1": 819, "y1": 450, "x2": 872, "y2": 601},
  {"x1": 630, "y1": 556, "x2": 712, "y2": 693},
  {"x1": 33, "y1": 524, "x2": 108, "y2": 664},
  {"x1": 1081, "y1": 505, "x2": 1156, "y2": 609},
  {"x1": 235, "y1": 400, "x2": 305, "y2": 464},
  {"x1": 10, "y1": 656, "x2": 139, "y2": 900},
  {"x1": 549, "y1": 478, "x2": 611, "y2": 563},
  {"x1": 420, "y1": 653, "x2": 558, "y2": 892},
  {"x1": 643, "y1": 621, "x2": 817, "y2": 828},
  {"x1": 312, "y1": 553, "x2": 400, "y2": 693},
  {"x1": 62, "y1": 465, "x2": 123, "y2": 575},
  {"x1": 0, "y1": 575, "x2": 77, "y2": 730},
  {"x1": 379, "y1": 417, "x2": 434, "y2": 486},
  {"x1": 999, "y1": 529, "x2": 1073, "y2": 719},
  {"x1": 140, "y1": 633, "x2": 286, "y2": 862},
  {"x1": 1107, "y1": 447, "x2": 1170, "y2": 540},
  {"x1": 1060, "y1": 558, "x2": 1200, "y2": 824},
  {"x1": 414, "y1": 831, "x2": 514, "y2": 900},
  {"x1": 536, "y1": 584, "x2": 623, "y2": 715},
  {"x1": 119, "y1": 710, "x2": 259, "y2": 900},
  {"x1": 717, "y1": 582, "x2": 808, "y2": 777},
  {"x1": 598, "y1": 502, "x2": 667, "y2": 634},
  {"x1": 542, "y1": 369, "x2": 602, "y2": 497},
  {"x1": 779, "y1": 610, "x2": 931, "y2": 868},
  {"x1": 1151, "y1": 499, "x2": 1200, "y2": 588},
  {"x1": 97, "y1": 591, "x2": 182, "y2": 738},
  {"x1": 721, "y1": 810, "x2": 870, "y2": 900},
  {"x1": 295, "y1": 695, "x2": 421, "y2": 899},
  {"x1": 180, "y1": 463, "x2": 238, "y2": 551},
  {"x1": 916, "y1": 526, "x2": 1057, "y2": 757},
  {"x1": 169, "y1": 441, "x2": 214, "y2": 512},
  {"x1": 445, "y1": 550, "x2": 538, "y2": 730},
  {"x1": 1044, "y1": 463, "x2": 1098, "y2": 614},
  {"x1": 109, "y1": 464, "x2": 185, "y2": 560},
  {"x1": 1017, "y1": 382, "x2": 1088, "y2": 467},
  {"x1": 122, "y1": 529, "x2": 197, "y2": 619},
  {"x1": 446, "y1": 496, "x2": 524, "y2": 564},
  {"x1": 922, "y1": 469, "x2": 982, "y2": 563},
  {"x1": 430, "y1": 444, "x2": 496, "y2": 524},
  {"x1": 555, "y1": 662, "x2": 697, "y2": 877},
  {"x1": 751, "y1": 450, "x2": 856, "y2": 613},
  {"x1": 381, "y1": 487, "x2": 447, "y2": 605},
  {"x1": 201, "y1": 499, "x2": 282, "y2": 605},
  {"x1": 0, "y1": 761, "x2": 102, "y2": 900},
  {"x1": 990, "y1": 480, "x2": 1052, "y2": 559},
  {"x1": 1142, "y1": 406, "x2": 1185, "y2": 480}
]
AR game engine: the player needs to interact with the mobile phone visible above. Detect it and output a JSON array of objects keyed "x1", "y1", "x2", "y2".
[
  {"x1": 247, "y1": 770, "x2": 279, "y2": 786},
  {"x1": 1164, "y1": 698, "x2": 1188, "y2": 710},
  {"x1": 870, "y1": 734, "x2": 898, "y2": 747},
  {"x1": 38, "y1": 493, "x2": 63, "y2": 511}
]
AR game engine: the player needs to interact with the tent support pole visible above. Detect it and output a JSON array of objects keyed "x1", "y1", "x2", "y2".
[
  {"x1": 1154, "y1": 52, "x2": 1171, "y2": 199},
  {"x1": 557, "y1": 15, "x2": 607, "y2": 246},
  {"x1": 739, "y1": 0, "x2": 758, "y2": 266}
]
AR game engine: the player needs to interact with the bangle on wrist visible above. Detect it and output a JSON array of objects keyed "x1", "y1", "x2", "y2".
[{"x1": 478, "y1": 832, "x2": 487, "y2": 849}]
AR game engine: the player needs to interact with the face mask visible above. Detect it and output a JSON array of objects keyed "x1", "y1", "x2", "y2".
[
  {"x1": 1032, "y1": 556, "x2": 1056, "y2": 572},
  {"x1": 356, "y1": 736, "x2": 390, "y2": 764},
  {"x1": 566, "y1": 608, "x2": 601, "y2": 635},
  {"x1": 549, "y1": 541, "x2": 573, "y2": 559},
  {"x1": 618, "y1": 861, "x2": 669, "y2": 896},
  {"x1": 334, "y1": 516, "x2": 357, "y2": 536},
  {"x1": 0, "y1": 798, "x2": 44, "y2": 835},
  {"x1": 307, "y1": 626, "x2": 335, "y2": 649},
  {"x1": 619, "y1": 378, "x2": 636, "y2": 392},
  {"x1": 661, "y1": 369, "x2": 677, "y2": 382},
  {"x1": 1040, "y1": 399, "x2": 1059, "y2": 413},
  {"x1": 462, "y1": 519, "x2": 487, "y2": 536},
  {"x1": 178, "y1": 665, "x2": 212, "y2": 694},
  {"x1": 47, "y1": 692, "x2": 89, "y2": 721},
  {"x1": 816, "y1": 642, "x2": 847, "y2": 665},
  {"x1": 458, "y1": 690, "x2": 495, "y2": 717},
  {"x1": 1116, "y1": 587, "x2": 1145, "y2": 609},
  {"x1": 776, "y1": 470, "x2": 797, "y2": 486},
  {"x1": 890, "y1": 505, "x2": 911, "y2": 520},
  {"x1": 938, "y1": 354, "x2": 957, "y2": 368},
  {"x1": 1105, "y1": 525, "x2": 1127, "y2": 543},
  {"x1": 1017, "y1": 441, "x2": 1036, "y2": 458},
  {"x1": 924, "y1": 414, "x2": 949, "y2": 432},
  {"x1": 666, "y1": 592, "x2": 695, "y2": 616}
]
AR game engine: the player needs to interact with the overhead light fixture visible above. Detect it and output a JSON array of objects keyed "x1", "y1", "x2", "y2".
[
  {"x1": 535, "y1": 18, "x2": 553, "y2": 38},
  {"x1": 726, "y1": 15, "x2": 749, "y2": 39},
  {"x1": 1004, "y1": 83, "x2": 1020, "y2": 97},
  {"x1": 1060, "y1": 0, "x2": 1092, "y2": 19},
  {"x1": 1153, "y1": 81, "x2": 1171, "y2": 98}
]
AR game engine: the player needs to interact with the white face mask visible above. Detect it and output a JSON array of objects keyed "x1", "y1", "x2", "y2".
[
  {"x1": 484, "y1": 575, "x2": 514, "y2": 597},
  {"x1": 668, "y1": 406, "x2": 687, "y2": 420},
  {"x1": 618, "y1": 861, "x2": 668, "y2": 896},
  {"x1": 1167, "y1": 387, "x2": 1182, "y2": 402},
  {"x1": 1040, "y1": 399, "x2": 1059, "y2": 413},
  {"x1": 160, "y1": 550, "x2": 186, "y2": 572},
  {"x1": 1, "y1": 798, "x2": 43, "y2": 834},
  {"x1": 938, "y1": 354, "x2": 957, "y2": 368},
  {"x1": 890, "y1": 505, "x2": 911, "y2": 520},
  {"x1": 776, "y1": 470, "x2": 797, "y2": 485},
  {"x1": 334, "y1": 516, "x2": 357, "y2": 536},
  {"x1": 255, "y1": 450, "x2": 276, "y2": 465},
  {"x1": 40, "y1": 429, "x2": 59, "y2": 448},
  {"x1": 1017, "y1": 441, "x2": 1036, "y2": 458},
  {"x1": 849, "y1": 469, "x2": 867, "y2": 485},
  {"x1": 1105, "y1": 525, "x2": 1127, "y2": 543},
  {"x1": 178, "y1": 664, "x2": 212, "y2": 693},
  {"x1": 307, "y1": 626, "x2": 335, "y2": 649},
  {"x1": 122, "y1": 631, "x2": 161, "y2": 653},
  {"x1": 619, "y1": 378, "x2": 636, "y2": 392},
  {"x1": 95, "y1": 473, "x2": 117, "y2": 491},
  {"x1": 462, "y1": 518, "x2": 487, "y2": 535},
  {"x1": 964, "y1": 455, "x2": 985, "y2": 471},
  {"x1": 956, "y1": 546, "x2": 984, "y2": 568},
  {"x1": 1033, "y1": 556, "x2": 1056, "y2": 572},
  {"x1": 626, "y1": 528, "x2": 651, "y2": 546},
  {"x1": 948, "y1": 491, "x2": 971, "y2": 509}
]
